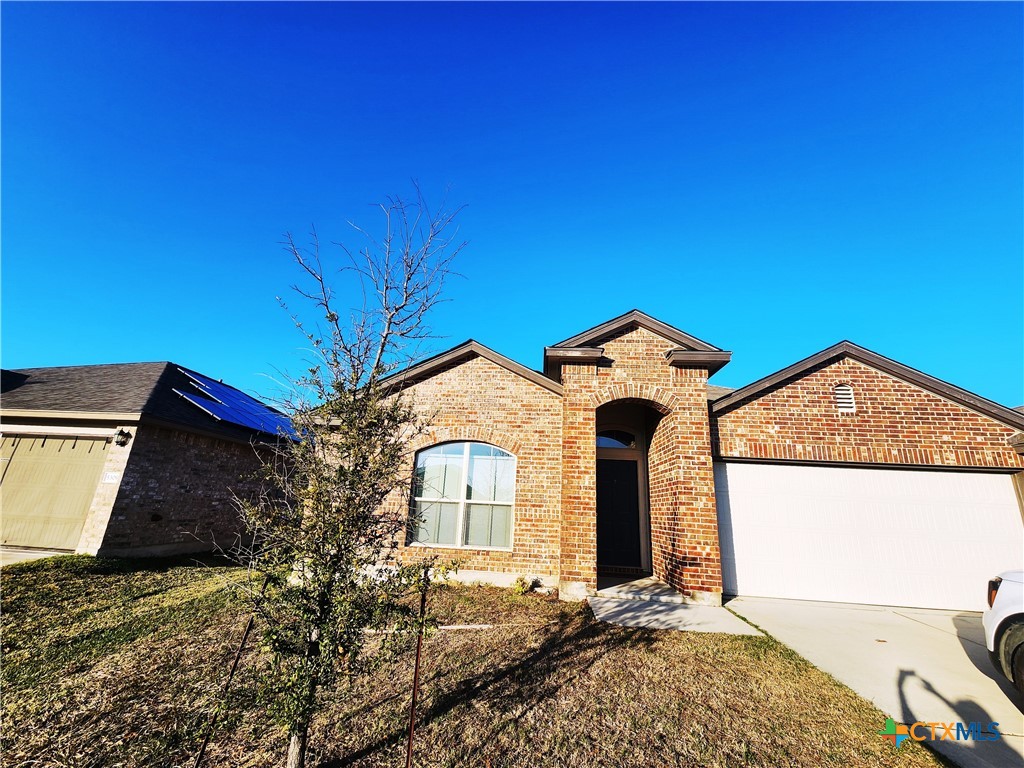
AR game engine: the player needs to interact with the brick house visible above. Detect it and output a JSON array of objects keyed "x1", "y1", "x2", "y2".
[
  {"x1": 0, "y1": 362, "x2": 289, "y2": 556},
  {"x1": 384, "y1": 310, "x2": 1024, "y2": 611}
]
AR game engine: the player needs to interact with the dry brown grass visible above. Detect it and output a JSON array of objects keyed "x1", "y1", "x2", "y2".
[{"x1": 2, "y1": 557, "x2": 944, "y2": 767}]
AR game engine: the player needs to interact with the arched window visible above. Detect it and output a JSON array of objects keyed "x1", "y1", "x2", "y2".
[
  {"x1": 834, "y1": 383, "x2": 856, "y2": 413},
  {"x1": 411, "y1": 442, "x2": 515, "y2": 549},
  {"x1": 596, "y1": 429, "x2": 637, "y2": 449}
]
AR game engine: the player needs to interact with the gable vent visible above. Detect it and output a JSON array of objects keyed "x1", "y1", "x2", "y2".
[{"x1": 834, "y1": 384, "x2": 856, "y2": 413}]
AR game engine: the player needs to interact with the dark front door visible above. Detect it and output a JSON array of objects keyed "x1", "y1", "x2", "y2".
[{"x1": 596, "y1": 458, "x2": 643, "y2": 575}]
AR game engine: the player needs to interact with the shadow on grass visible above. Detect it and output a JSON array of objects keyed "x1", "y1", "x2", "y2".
[
  {"x1": 320, "y1": 609, "x2": 658, "y2": 768},
  {"x1": 2, "y1": 551, "x2": 239, "y2": 577},
  {"x1": 1, "y1": 552, "x2": 241, "y2": 695}
]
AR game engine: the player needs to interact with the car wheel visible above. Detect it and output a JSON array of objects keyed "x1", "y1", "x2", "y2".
[
  {"x1": 998, "y1": 621, "x2": 1024, "y2": 687},
  {"x1": 1014, "y1": 644, "x2": 1024, "y2": 699}
]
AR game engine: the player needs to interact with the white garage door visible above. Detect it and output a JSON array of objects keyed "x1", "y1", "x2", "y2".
[{"x1": 715, "y1": 462, "x2": 1024, "y2": 611}]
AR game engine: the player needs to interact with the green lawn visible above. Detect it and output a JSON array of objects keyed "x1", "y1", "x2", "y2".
[{"x1": 1, "y1": 556, "x2": 944, "y2": 767}]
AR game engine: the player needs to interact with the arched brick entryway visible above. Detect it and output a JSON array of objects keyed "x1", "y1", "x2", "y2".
[{"x1": 559, "y1": 360, "x2": 723, "y2": 604}]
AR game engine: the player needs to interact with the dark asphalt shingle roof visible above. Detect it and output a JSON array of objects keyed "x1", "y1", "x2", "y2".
[
  {"x1": 707, "y1": 384, "x2": 734, "y2": 402},
  {"x1": 2, "y1": 362, "x2": 169, "y2": 413},
  {"x1": 1, "y1": 362, "x2": 286, "y2": 442}
]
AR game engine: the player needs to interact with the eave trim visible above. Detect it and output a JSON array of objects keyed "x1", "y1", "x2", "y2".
[
  {"x1": 380, "y1": 340, "x2": 564, "y2": 396},
  {"x1": 665, "y1": 349, "x2": 732, "y2": 374},
  {"x1": 0, "y1": 409, "x2": 143, "y2": 423},
  {"x1": 0, "y1": 424, "x2": 120, "y2": 438},
  {"x1": 543, "y1": 346, "x2": 604, "y2": 361}
]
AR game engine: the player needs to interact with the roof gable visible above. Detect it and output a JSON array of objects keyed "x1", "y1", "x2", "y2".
[
  {"x1": 711, "y1": 341, "x2": 1024, "y2": 432},
  {"x1": 549, "y1": 309, "x2": 721, "y2": 351},
  {"x1": 380, "y1": 340, "x2": 564, "y2": 396}
]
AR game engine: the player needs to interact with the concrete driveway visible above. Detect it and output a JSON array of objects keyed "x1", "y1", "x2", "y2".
[
  {"x1": 728, "y1": 597, "x2": 1024, "y2": 768},
  {"x1": 0, "y1": 546, "x2": 68, "y2": 567}
]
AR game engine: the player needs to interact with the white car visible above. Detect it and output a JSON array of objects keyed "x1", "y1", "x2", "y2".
[{"x1": 983, "y1": 570, "x2": 1024, "y2": 698}]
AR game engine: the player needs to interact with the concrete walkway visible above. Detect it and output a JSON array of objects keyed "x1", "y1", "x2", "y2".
[
  {"x1": 590, "y1": 596, "x2": 761, "y2": 634},
  {"x1": 596, "y1": 575, "x2": 690, "y2": 604},
  {"x1": 729, "y1": 596, "x2": 1024, "y2": 768},
  {"x1": 588, "y1": 576, "x2": 761, "y2": 635}
]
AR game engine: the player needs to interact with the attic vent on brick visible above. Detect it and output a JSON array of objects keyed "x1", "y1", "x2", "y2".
[{"x1": 834, "y1": 383, "x2": 856, "y2": 413}]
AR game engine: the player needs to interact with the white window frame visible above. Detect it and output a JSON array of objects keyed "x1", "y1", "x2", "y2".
[{"x1": 409, "y1": 441, "x2": 516, "y2": 551}]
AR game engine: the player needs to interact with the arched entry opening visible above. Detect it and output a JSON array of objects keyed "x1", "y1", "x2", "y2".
[{"x1": 595, "y1": 400, "x2": 665, "y2": 580}]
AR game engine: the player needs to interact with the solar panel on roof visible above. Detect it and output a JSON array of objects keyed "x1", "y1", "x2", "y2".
[
  {"x1": 187, "y1": 380, "x2": 223, "y2": 403},
  {"x1": 174, "y1": 369, "x2": 297, "y2": 439}
]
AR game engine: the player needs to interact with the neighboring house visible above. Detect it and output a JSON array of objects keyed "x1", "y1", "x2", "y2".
[
  {"x1": 383, "y1": 310, "x2": 1024, "y2": 611},
  {"x1": 0, "y1": 363, "x2": 291, "y2": 556}
]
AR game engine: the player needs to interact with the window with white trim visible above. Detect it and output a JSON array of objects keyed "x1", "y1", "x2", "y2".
[
  {"x1": 834, "y1": 383, "x2": 856, "y2": 413},
  {"x1": 410, "y1": 442, "x2": 515, "y2": 549}
]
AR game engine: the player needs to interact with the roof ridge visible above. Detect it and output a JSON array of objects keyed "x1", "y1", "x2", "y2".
[
  {"x1": 4, "y1": 360, "x2": 174, "y2": 373},
  {"x1": 548, "y1": 309, "x2": 721, "y2": 352}
]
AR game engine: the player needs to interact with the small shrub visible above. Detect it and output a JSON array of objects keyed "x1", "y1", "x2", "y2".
[{"x1": 511, "y1": 576, "x2": 539, "y2": 595}]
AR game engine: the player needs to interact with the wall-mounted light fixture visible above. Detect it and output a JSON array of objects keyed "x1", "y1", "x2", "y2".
[{"x1": 114, "y1": 429, "x2": 133, "y2": 446}]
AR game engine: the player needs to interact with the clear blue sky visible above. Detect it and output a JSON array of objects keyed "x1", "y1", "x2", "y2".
[{"x1": 3, "y1": 2, "x2": 1022, "y2": 406}]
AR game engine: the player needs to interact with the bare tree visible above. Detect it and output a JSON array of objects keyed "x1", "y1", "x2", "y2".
[{"x1": 235, "y1": 188, "x2": 464, "y2": 768}]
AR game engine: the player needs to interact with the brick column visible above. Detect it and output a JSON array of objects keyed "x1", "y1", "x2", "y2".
[
  {"x1": 76, "y1": 424, "x2": 137, "y2": 554},
  {"x1": 554, "y1": 329, "x2": 726, "y2": 605},
  {"x1": 559, "y1": 362, "x2": 598, "y2": 599},
  {"x1": 657, "y1": 366, "x2": 722, "y2": 604}
]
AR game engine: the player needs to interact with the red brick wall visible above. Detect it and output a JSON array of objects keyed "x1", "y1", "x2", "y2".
[
  {"x1": 396, "y1": 355, "x2": 564, "y2": 579},
  {"x1": 559, "y1": 362, "x2": 598, "y2": 597},
  {"x1": 99, "y1": 425, "x2": 264, "y2": 555},
  {"x1": 647, "y1": 400, "x2": 679, "y2": 586},
  {"x1": 714, "y1": 357, "x2": 1024, "y2": 469},
  {"x1": 642, "y1": 368, "x2": 722, "y2": 600}
]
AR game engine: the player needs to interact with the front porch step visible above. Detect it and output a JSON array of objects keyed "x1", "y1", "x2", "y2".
[{"x1": 594, "y1": 576, "x2": 689, "y2": 605}]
